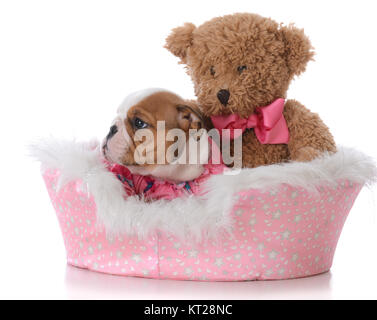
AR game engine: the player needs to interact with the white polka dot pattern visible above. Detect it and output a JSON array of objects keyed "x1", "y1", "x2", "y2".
[{"x1": 43, "y1": 170, "x2": 362, "y2": 281}]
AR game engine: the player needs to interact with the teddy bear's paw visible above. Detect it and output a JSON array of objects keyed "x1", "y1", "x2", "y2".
[{"x1": 291, "y1": 146, "x2": 321, "y2": 162}]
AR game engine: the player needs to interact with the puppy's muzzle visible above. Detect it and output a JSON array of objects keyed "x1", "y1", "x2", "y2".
[
  {"x1": 106, "y1": 125, "x2": 118, "y2": 141},
  {"x1": 102, "y1": 119, "x2": 132, "y2": 164},
  {"x1": 102, "y1": 124, "x2": 118, "y2": 152}
]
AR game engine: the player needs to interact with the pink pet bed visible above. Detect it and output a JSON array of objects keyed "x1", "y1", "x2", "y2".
[{"x1": 34, "y1": 139, "x2": 376, "y2": 281}]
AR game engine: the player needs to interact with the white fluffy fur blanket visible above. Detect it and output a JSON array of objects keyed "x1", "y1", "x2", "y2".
[{"x1": 31, "y1": 138, "x2": 376, "y2": 241}]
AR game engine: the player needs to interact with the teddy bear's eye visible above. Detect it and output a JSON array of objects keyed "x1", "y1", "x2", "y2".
[
  {"x1": 210, "y1": 66, "x2": 216, "y2": 76},
  {"x1": 237, "y1": 65, "x2": 247, "y2": 74}
]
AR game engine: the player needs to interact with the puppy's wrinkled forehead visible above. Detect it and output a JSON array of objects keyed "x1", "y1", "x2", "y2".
[
  {"x1": 117, "y1": 88, "x2": 181, "y2": 121},
  {"x1": 117, "y1": 88, "x2": 163, "y2": 118}
]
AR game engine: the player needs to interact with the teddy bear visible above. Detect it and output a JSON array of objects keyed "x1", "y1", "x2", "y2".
[{"x1": 165, "y1": 13, "x2": 336, "y2": 168}]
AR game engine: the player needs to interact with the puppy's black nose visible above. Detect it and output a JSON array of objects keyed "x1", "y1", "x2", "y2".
[
  {"x1": 217, "y1": 89, "x2": 230, "y2": 106},
  {"x1": 106, "y1": 124, "x2": 118, "y2": 140}
]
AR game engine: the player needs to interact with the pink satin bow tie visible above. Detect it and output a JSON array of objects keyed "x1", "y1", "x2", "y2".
[{"x1": 211, "y1": 98, "x2": 290, "y2": 144}]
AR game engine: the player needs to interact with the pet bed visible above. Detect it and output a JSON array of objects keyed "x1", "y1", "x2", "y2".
[{"x1": 32, "y1": 138, "x2": 376, "y2": 281}]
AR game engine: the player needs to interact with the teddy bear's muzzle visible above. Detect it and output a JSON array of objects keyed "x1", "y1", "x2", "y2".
[{"x1": 217, "y1": 89, "x2": 230, "y2": 106}]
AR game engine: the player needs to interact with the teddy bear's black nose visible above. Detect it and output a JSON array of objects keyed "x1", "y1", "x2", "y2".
[
  {"x1": 217, "y1": 89, "x2": 230, "y2": 106},
  {"x1": 106, "y1": 124, "x2": 118, "y2": 140}
]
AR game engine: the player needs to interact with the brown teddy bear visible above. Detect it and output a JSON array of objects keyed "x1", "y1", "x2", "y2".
[{"x1": 165, "y1": 13, "x2": 336, "y2": 168}]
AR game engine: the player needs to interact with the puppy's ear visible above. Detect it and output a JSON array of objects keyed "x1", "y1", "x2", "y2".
[
  {"x1": 280, "y1": 24, "x2": 315, "y2": 78},
  {"x1": 164, "y1": 23, "x2": 196, "y2": 62},
  {"x1": 177, "y1": 105, "x2": 204, "y2": 132}
]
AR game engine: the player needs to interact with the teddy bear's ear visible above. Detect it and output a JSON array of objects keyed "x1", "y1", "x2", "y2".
[
  {"x1": 280, "y1": 24, "x2": 315, "y2": 78},
  {"x1": 164, "y1": 23, "x2": 196, "y2": 62}
]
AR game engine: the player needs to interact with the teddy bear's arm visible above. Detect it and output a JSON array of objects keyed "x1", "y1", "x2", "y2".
[{"x1": 284, "y1": 99, "x2": 336, "y2": 162}]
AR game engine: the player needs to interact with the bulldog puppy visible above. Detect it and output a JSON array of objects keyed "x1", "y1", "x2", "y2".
[{"x1": 102, "y1": 89, "x2": 209, "y2": 182}]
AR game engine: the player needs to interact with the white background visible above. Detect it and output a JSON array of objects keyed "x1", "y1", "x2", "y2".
[{"x1": 0, "y1": 0, "x2": 376, "y2": 299}]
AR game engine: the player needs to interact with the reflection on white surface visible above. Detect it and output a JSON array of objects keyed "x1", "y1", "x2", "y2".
[{"x1": 64, "y1": 265, "x2": 333, "y2": 300}]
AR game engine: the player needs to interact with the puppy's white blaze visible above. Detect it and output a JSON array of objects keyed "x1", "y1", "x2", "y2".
[{"x1": 116, "y1": 88, "x2": 171, "y2": 119}]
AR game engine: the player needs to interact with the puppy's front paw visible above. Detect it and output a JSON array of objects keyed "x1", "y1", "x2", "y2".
[{"x1": 291, "y1": 146, "x2": 320, "y2": 162}]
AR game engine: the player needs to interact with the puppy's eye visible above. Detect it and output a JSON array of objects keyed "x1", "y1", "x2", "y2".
[
  {"x1": 133, "y1": 117, "x2": 148, "y2": 129},
  {"x1": 237, "y1": 65, "x2": 247, "y2": 74},
  {"x1": 210, "y1": 66, "x2": 216, "y2": 76}
]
